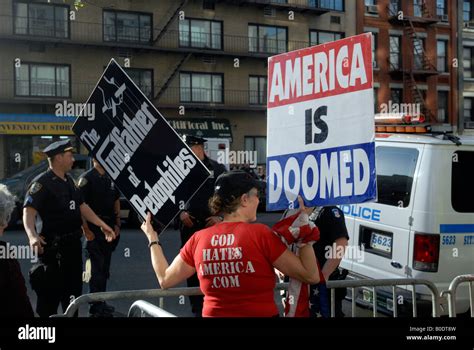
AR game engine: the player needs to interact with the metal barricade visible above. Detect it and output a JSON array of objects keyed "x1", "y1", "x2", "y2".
[
  {"x1": 128, "y1": 300, "x2": 177, "y2": 317},
  {"x1": 55, "y1": 287, "x2": 203, "y2": 317},
  {"x1": 440, "y1": 274, "x2": 474, "y2": 317},
  {"x1": 325, "y1": 278, "x2": 441, "y2": 318},
  {"x1": 56, "y1": 279, "x2": 442, "y2": 318},
  {"x1": 55, "y1": 283, "x2": 291, "y2": 317}
]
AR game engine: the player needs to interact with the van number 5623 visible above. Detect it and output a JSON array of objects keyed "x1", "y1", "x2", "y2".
[{"x1": 442, "y1": 235, "x2": 456, "y2": 245}]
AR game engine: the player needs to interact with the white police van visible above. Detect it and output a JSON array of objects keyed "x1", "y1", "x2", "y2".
[{"x1": 339, "y1": 127, "x2": 474, "y2": 316}]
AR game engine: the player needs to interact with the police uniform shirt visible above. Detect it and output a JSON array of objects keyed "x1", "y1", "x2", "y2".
[
  {"x1": 313, "y1": 206, "x2": 349, "y2": 271},
  {"x1": 23, "y1": 169, "x2": 84, "y2": 237},
  {"x1": 77, "y1": 168, "x2": 120, "y2": 224},
  {"x1": 186, "y1": 156, "x2": 226, "y2": 219}
]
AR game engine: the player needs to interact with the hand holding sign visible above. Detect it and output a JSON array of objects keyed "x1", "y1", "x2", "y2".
[
  {"x1": 141, "y1": 212, "x2": 159, "y2": 242},
  {"x1": 297, "y1": 195, "x2": 314, "y2": 216}
]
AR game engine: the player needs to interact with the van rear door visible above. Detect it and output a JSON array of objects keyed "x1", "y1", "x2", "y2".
[
  {"x1": 204, "y1": 138, "x2": 230, "y2": 169},
  {"x1": 348, "y1": 143, "x2": 424, "y2": 280}
]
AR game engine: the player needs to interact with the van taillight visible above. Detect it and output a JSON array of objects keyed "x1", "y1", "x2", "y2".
[{"x1": 413, "y1": 233, "x2": 440, "y2": 272}]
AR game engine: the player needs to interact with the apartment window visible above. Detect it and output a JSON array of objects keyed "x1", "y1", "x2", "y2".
[
  {"x1": 202, "y1": 0, "x2": 216, "y2": 10},
  {"x1": 180, "y1": 72, "x2": 223, "y2": 103},
  {"x1": 103, "y1": 10, "x2": 152, "y2": 43},
  {"x1": 319, "y1": 0, "x2": 344, "y2": 11},
  {"x1": 437, "y1": 91, "x2": 448, "y2": 123},
  {"x1": 365, "y1": 0, "x2": 377, "y2": 14},
  {"x1": 414, "y1": 0, "x2": 423, "y2": 17},
  {"x1": 464, "y1": 47, "x2": 474, "y2": 78},
  {"x1": 179, "y1": 19, "x2": 222, "y2": 50},
  {"x1": 464, "y1": 97, "x2": 474, "y2": 121},
  {"x1": 15, "y1": 63, "x2": 70, "y2": 97},
  {"x1": 391, "y1": 88, "x2": 402, "y2": 105},
  {"x1": 436, "y1": 0, "x2": 447, "y2": 16},
  {"x1": 309, "y1": 30, "x2": 342, "y2": 46},
  {"x1": 389, "y1": 35, "x2": 401, "y2": 70},
  {"x1": 437, "y1": 40, "x2": 447, "y2": 72},
  {"x1": 464, "y1": 0, "x2": 473, "y2": 22},
  {"x1": 249, "y1": 76, "x2": 267, "y2": 105},
  {"x1": 389, "y1": 0, "x2": 400, "y2": 14},
  {"x1": 413, "y1": 38, "x2": 425, "y2": 70},
  {"x1": 248, "y1": 24, "x2": 287, "y2": 54},
  {"x1": 13, "y1": 2, "x2": 69, "y2": 38},
  {"x1": 245, "y1": 137, "x2": 266, "y2": 165},
  {"x1": 125, "y1": 68, "x2": 153, "y2": 98}
]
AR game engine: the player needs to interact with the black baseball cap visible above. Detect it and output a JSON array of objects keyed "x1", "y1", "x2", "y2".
[
  {"x1": 43, "y1": 139, "x2": 74, "y2": 157},
  {"x1": 183, "y1": 134, "x2": 207, "y2": 146},
  {"x1": 214, "y1": 171, "x2": 261, "y2": 199}
]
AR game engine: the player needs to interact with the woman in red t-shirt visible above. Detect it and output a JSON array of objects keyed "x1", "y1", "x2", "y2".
[{"x1": 140, "y1": 171, "x2": 320, "y2": 317}]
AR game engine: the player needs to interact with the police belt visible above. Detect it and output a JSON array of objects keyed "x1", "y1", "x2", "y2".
[
  {"x1": 44, "y1": 229, "x2": 82, "y2": 245},
  {"x1": 99, "y1": 214, "x2": 114, "y2": 220}
]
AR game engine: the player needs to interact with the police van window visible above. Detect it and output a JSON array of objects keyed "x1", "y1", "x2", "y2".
[
  {"x1": 375, "y1": 146, "x2": 419, "y2": 207},
  {"x1": 452, "y1": 151, "x2": 474, "y2": 212}
]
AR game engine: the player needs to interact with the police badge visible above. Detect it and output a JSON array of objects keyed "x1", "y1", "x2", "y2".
[
  {"x1": 29, "y1": 182, "x2": 42, "y2": 194},
  {"x1": 78, "y1": 177, "x2": 88, "y2": 188}
]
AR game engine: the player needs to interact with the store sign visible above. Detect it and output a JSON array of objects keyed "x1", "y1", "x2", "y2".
[
  {"x1": 168, "y1": 118, "x2": 233, "y2": 140},
  {"x1": 0, "y1": 115, "x2": 75, "y2": 135}
]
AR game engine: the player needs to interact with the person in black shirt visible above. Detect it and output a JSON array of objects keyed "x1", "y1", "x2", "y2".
[
  {"x1": 78, "y1": 158, "x2": 121, "y2": 317},
  {"x1": 178, "y1": 135, "x2": 226, "y2": 317},
  {"x1": 309, "y1": 206, "x2": 349, "y2": 318},
  {"x1": 23, "y1": 139, "x2": 115, "y2": 317},
  {"x1": 0, "y1": 184, "x2": 34, "y2": 318}
]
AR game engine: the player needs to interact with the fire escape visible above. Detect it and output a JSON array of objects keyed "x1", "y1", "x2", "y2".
[
  {"x1": 216, "y1": 0, "x2": 330, "y2": 14},
  {"x1": 388, "y1": 0, "x2": 439, "y2": 123},
  {"x1": 153, "y1": 0, "x2": 190, "y2": 100}
]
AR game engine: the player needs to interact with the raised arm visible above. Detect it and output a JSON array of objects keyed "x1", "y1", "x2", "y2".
[
  {"x1": 141, "y1": 213, "x2": 195, "y2": 289},
  {"x1": 273, "y1": 245, "x2": 320, "y2": 284}
]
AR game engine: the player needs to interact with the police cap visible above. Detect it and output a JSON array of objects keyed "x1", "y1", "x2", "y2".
[
  {"x1": 43, "y1": 139, "x2": 75, "y2": 157},
  {"x1": 183, "y1": 134, "x2": 207, "y2": 146}
]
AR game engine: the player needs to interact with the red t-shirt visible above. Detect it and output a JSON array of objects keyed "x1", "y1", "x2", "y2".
[{"x1": 180, "y1": 222, "x2": 287, "y2": 317}]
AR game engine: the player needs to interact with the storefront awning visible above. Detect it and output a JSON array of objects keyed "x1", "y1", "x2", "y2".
[
  {"x1": 167, "y1": 118, "x2": 232, "y2": 141},
  {"x1": 0, "y1": 114, "x2": 76, "y2": 135}
]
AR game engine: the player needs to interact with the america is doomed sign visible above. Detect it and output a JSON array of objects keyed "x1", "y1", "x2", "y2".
[
  {"x1": 266, "y1": 33, "x2": 377, "y2": 210},
  {"x1": 73, "y1": 59, "x2": 210, "y2": 229}
]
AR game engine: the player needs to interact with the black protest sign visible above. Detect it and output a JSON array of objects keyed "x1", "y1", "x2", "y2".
[{"x1": 72, "y1": 59, "x2": 211, "y2": 230}]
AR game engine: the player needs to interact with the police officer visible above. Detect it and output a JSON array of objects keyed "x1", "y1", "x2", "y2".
[
  {"x1": 23, "y1": 140, "x2": 115, "y2": 317},
  {"x1": 178, "y1": 135, "x2": 226, "y2": 317},
  {"x1": 309, "y1": 206, "x2": 349, "y2": 318},
  {"x1": 78, "y1": 158, "x2": 121, "y2": 317}
]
